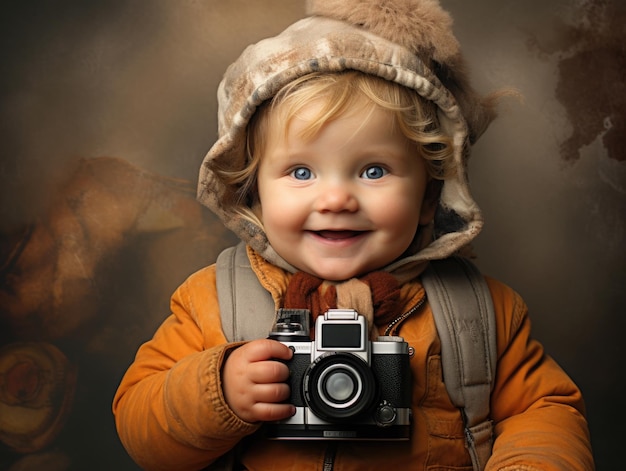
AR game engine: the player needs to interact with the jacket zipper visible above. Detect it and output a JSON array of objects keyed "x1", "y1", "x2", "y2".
[
  {"x1": 323, "y1": 443, "x2": 337, "y2": 471},
  {"x1": 384, "y1": 296, "x2": 426, "y2": 336}
]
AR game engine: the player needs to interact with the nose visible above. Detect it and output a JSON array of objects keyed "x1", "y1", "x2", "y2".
[{"x1": 313, "y1": 184, "x2": 359, "y2": 213}]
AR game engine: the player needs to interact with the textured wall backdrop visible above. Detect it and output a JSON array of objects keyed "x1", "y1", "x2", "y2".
[{"x1": 0, "y1": 1, "x2": 623, "y2": 469}]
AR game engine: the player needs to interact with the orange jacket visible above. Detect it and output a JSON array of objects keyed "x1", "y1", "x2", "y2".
[{"x1": 113, "y1": 249, "x2": 593, "y2": 470}]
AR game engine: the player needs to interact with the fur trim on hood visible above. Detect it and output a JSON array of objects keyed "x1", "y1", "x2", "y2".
[{"x1": 198, "y1": 0, "x2": 499, "y2": 276}]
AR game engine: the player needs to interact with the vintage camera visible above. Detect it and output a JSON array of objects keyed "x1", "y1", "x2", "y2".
[{"x1": 266, "y1": 308, "x2": 411, "y2": 440}]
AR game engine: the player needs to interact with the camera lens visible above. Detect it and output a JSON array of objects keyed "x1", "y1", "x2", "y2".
[
  {"x1": 319, "y1": 365, "x2": 360, "y2": 404},
  {"x1": 303, "y1": 353, "x2": 378, "y2": 422},
  {"x1": 325, "y1": 371, "x2": 354, "y2": 402}
]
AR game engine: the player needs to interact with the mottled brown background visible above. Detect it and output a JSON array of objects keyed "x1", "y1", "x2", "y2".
[{"x1": 0, "y1": 0, "x2": 623, "y2": 469}]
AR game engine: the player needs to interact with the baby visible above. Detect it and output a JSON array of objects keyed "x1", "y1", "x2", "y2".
[{"x1": 113, "y1": 1, "x2": 594, "y2": 470}]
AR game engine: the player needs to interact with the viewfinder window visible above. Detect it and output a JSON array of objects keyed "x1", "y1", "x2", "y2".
[{"x1": 321, "y1": 324, "x2": 362, "y2": 348}]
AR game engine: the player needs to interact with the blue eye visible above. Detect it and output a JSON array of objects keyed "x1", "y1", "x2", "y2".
[
  {"x1": 291, "y1": 167, "x2": 313, "y2": 180},
  {"x1": 361, "y1": 166, "x2": 387, "y2": 179}
]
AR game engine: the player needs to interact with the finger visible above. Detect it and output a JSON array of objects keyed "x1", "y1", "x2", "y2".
[
  {"x1": 251, "y1": 402, "x2": 296, "y2": 422},
  {"x1": 248, "y1": 360, "x2": 291, "y2": 383},
  {"x1": 242, "y1": 339, "x2": 294, "y2": 362},
  {"x1": 249, "y1": 382, "x2": 292, "y2": 404}
]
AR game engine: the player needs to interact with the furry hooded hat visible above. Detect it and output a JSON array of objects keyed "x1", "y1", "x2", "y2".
[{"x1": 198, "y1": 0, "x2": 498, "y2": 275}]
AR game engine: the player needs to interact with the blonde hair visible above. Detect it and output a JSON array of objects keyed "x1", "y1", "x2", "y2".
[{"x1": 215, "y1": 71, "x2": 455, "y2": 226}]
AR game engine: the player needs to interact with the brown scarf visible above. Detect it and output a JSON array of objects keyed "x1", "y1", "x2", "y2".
[{"x1": 283, "y1": 271, "x2": 403, "y2": 339}]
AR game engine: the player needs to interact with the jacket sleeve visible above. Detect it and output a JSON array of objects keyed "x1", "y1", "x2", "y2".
[
  {"x1": 112, "y1": 265, "x2": 260, "y2": 471},
  {"x1": 484, "y1": 277, "x2": 594, "y2": 471}
]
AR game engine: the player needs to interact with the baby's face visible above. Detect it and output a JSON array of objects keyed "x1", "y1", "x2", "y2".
[{"x1": 256, "y1": 99, "x2": 434, "y2": 281}]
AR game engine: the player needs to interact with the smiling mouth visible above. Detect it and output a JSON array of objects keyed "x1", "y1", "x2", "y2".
[{"x1": 313, "y1": 230, "x2": 367, "y2": 240}]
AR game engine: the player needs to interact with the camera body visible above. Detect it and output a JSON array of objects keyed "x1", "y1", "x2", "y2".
[{"x1": 266, "y1": 308, "x2": 412, "y2": 440}]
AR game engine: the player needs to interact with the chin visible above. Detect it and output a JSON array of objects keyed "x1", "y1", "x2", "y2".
[{"x1": 307, "y1": 266, "x2": 365, "y2": 281}]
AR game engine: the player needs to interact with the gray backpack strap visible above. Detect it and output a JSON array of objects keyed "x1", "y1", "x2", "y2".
[
  {"x1": 422, "y1": 257, "x2": 497, "y2": 471},
  {"x1": 215, "y1": 242, "x2": 276, "y2": 342},
  {"x1": 211, "y1": 243, "x2": 275, "y2": 471}
]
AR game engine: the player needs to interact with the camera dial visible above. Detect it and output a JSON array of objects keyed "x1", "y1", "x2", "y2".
[{"x1": 374, "y1": 400, "x2": 397, "y2": 427}]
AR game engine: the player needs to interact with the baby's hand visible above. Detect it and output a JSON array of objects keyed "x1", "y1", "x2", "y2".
[{"x1": 222, "y1": 339, "x2": 295, "y2": 423}]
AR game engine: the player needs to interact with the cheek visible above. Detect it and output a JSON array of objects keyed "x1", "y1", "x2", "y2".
[
  {"x1": 370, "y1": 190, "x2": 422, "y2": 237},
  {"x1": 258, "y1": 187, "x2": 304, "y2": 233}
]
